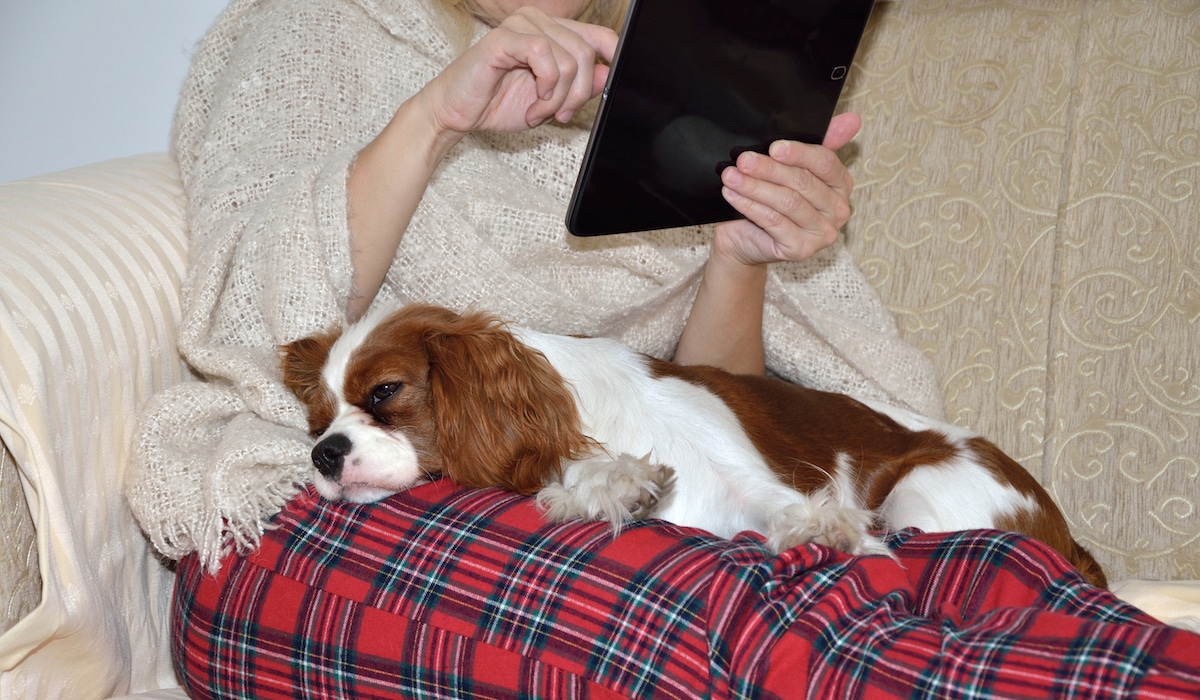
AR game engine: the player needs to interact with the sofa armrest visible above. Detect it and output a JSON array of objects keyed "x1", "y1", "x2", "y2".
[{"x1": 0, "y1": 154, "x2": 189, "y2": 698}]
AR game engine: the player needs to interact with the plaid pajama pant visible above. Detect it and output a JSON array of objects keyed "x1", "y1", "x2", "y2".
[{"x1": 174, "y1": 481, "x2": 1200, "y2": 698}]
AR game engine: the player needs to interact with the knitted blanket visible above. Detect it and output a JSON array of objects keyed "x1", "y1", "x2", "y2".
[{"x1": 126, "y1": 0, "x2": 944, "y2": 571}]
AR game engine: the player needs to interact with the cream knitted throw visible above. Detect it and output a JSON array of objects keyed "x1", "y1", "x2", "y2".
[{"x1": 126, "y1": 0, "x2": 945, "y2": 572}]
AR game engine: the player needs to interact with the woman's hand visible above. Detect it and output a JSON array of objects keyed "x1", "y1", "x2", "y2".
[
  {"x1": 713, "y1": 112, "x2": 861, "y2": 266},
  {"x1": 418, "y1": 7, "x2": 618, "y2": 135},
  {"x1": 673, "y1": 113, "x2": 861, "y2": 374},
  {"x1": 346, "y1": 8, "x2": 616, "y2": 320}
]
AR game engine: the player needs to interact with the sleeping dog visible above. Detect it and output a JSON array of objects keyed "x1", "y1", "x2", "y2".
[{"x1": 281, "y1": 302, "x2": 1106, "y2": 588}]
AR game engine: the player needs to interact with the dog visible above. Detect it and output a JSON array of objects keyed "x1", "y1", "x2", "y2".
[{"x1": 280, "y1": 302, "x2": 1107, "y2": 588}]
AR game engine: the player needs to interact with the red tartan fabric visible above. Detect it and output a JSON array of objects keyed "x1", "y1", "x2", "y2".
[{"x1": 174, "y1": 482, "x2": 1200, "y2": 699}]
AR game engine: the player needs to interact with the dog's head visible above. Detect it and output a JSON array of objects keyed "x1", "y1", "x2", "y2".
[{"x1": 280, "y1": 303, "x2": 589, "y2": 502}]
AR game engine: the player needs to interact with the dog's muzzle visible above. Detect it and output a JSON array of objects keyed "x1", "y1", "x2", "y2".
[{"x1": 312, "y1": 433, "x2": 352, "y2": 479}]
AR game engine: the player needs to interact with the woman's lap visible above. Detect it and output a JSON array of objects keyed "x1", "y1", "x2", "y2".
[{"x1": 173, "y1": 481, "x2": 1200, "y2": 699}]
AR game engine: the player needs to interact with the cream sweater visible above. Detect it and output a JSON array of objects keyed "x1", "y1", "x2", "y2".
[{"x1": 126, "y1": 0, "x2": 944, "y2": 571}]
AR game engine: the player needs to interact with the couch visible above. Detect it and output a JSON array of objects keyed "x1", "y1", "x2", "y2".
[{"x1": 2, "y1": 1, "x2": 1198, "y2": 697}]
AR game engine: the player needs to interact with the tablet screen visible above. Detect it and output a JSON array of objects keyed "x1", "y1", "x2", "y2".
[{"x1": 566, "y1": 0, "x2": 877, "y2": 236}]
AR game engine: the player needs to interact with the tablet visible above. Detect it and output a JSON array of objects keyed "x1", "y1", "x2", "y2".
[{"x1": 566, "y1": 0, "x2": 877, "y2": 237}]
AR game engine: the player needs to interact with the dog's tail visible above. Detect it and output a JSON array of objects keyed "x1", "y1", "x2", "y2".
[{"x1": 1066, "y1": 538, "x2": 1108, "y2": 590}]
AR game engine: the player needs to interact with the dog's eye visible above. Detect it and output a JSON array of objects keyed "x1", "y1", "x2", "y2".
[{"x1": 369, "y1": 383, "x2": 402, "y2": 408}]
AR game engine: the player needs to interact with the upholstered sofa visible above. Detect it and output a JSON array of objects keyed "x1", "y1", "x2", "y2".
[{"x1": 2, "y1": 1, "x2": 1198, "y2": 697}]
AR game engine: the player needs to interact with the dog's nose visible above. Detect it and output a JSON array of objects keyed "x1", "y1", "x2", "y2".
[{"x1": 312, "y1": 433, "x2": 352, "y2": 479}]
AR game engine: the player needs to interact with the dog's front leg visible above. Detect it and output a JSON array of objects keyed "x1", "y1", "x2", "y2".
[{"x1": 536, "y1": 453, "x2": 676, "y2": 535}]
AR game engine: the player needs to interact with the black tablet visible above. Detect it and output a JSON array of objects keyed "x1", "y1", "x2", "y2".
[{"x1": 566, "y1": 0, "x2": 877, "y2": 237}]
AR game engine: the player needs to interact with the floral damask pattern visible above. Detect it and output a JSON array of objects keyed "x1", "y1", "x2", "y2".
[
  {"x1": 840, "y1": 0, "x2": 1199, "y2": 580},
  {"x1": 0, "y1": 444, "x2": 39, "y2": 633}
]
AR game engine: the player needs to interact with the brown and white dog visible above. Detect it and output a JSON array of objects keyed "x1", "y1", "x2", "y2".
[{"x1": 281, "y1": 303, "x2": 1106, "y2": 588}]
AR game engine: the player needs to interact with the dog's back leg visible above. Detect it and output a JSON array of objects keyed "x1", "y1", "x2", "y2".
[{"x1": 765, "y1": 453, "x2": 891, "y2": 557}]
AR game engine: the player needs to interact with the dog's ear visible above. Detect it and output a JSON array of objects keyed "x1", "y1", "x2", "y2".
[
  {"x1": 279, "y1": 330, "x2": 340, "y2": 408},
  {"x1": 424, "y1": 313, "x2": 590, "y2": 495}
]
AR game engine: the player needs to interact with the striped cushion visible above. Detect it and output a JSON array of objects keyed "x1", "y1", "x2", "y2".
[
  {"x1": 0, "y1": 154, "x2": 188, "y2": 696},
  {"x1": 176, "y1": 482, "x2": 1200, "y2": 699}
]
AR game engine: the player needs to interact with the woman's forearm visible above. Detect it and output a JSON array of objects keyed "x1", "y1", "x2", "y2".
[
  {"x1": 346, "y1": 94, "x2": 464, "y2": 320},
  {"x1": 673, "y1": 253, "x2": 768, "y2": 375}
]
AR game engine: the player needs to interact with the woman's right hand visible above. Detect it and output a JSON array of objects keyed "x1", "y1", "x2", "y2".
[
  {"x1": 346, "y1": 8, "x2": 617, "y2": 320},
  {"x1": 418, "y1": 7, "x2": 619, "y2": 135}
]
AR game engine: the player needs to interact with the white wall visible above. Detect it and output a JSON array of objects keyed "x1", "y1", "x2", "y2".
[{"x1": 0, "y1": 0, "x2": 228, "y2": 183}]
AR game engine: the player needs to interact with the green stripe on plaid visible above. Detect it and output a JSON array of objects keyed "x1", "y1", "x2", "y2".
[
  {"x1": 477, "y1": 521, "x2": 608, "y2": 652},
  {"x1": 588, "y1": 540, "x2": 711, "y2": 696},
  {"x1": 368, "y1": 490, "x2": 514, "y2": 616}
]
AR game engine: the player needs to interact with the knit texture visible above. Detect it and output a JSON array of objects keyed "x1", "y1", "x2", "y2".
[{"x1": 126, "y1": 0, "x2": 943, "y2": 571}]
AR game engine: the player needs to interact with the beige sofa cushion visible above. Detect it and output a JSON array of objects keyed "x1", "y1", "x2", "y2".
[{"x1": 0, "y1": 154, "x2": 188, "y2": 697}]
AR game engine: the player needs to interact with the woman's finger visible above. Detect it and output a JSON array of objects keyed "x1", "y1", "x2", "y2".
[
  {"x1": 764, "y1": 141, "x2": 854, "y2": 203},
  {"x1": 506, "y1": 9, "x2": 616, "y2": 123},
  {"x1": 537, "y1": 14, "x2": 619, "y2": 122},
  {"x1": 429, "y1": 8, "x2": 618, "y2": 134},
  {"x1": 822, "y1": 112, "x2": 862, "y2": 151},
  {"x1": 711, "y1": 113, "x2": 860, "y2": 263},
  {"x1": 720, "y1": 189, "x2": 836, "y2": 262},
  {"x1": 724, "y1": 151, "x2": 850, "y2": 232}
]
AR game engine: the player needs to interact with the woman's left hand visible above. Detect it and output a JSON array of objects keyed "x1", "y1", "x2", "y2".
[
  {"x1": 673, "y1": 113, "x2": 861, "y2": 374},
  {"x1": 713, "y1": 112, "x2": 861, "y2": 265}
]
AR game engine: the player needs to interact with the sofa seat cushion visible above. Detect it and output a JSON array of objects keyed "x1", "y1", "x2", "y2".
[{"x1": 174, "y1": 483, "x2": 1200, "y2": 699}]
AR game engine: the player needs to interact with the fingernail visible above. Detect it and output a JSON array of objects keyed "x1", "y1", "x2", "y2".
[{"x1": 723, "y1": 167, "x2": 743, "y2": 185}]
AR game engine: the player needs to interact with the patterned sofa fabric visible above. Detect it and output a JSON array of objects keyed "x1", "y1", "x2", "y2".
[
  {"x1": 840, "y1": 0, "x2": 1200, "y2": 580},
  {"x1": 0, "y1": 444, "x2": 38, "y2": 634}
]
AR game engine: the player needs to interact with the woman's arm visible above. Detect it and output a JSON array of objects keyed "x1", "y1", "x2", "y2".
[
  {"x1": 673, "y1": 113, "x2": 861, "y2": 374},
  {"x1": 346, "y1": 8, "x2": 618, "y2": 320},
  {"x1": 345, "y1": 98, "x2": 461, "y2": 320},
  {"x1": 674, "y1": 250, "x2": 770, "y2": 375}
]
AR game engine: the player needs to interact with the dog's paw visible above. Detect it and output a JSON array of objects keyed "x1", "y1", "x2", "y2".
[
  {"x1": 536, "y1": 453, "x2": 676, "y2": 535},
  {"x1": 621, "y1": 456, "x2": 676, "y2": 519},
  {"x1": 535, "y1": 482, "x2": 587, "y2": 522},
  {"x1": 767, "y1": 487, "x2": 890, "y2": 557}
]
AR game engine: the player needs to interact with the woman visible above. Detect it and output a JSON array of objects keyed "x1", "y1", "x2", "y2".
[
  {"x1": 138, "y1": 2, "x2": 1200, "y2": 696},
  {"x1": 129, "y1": 0, "x2": 940, "y2": 568}
]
